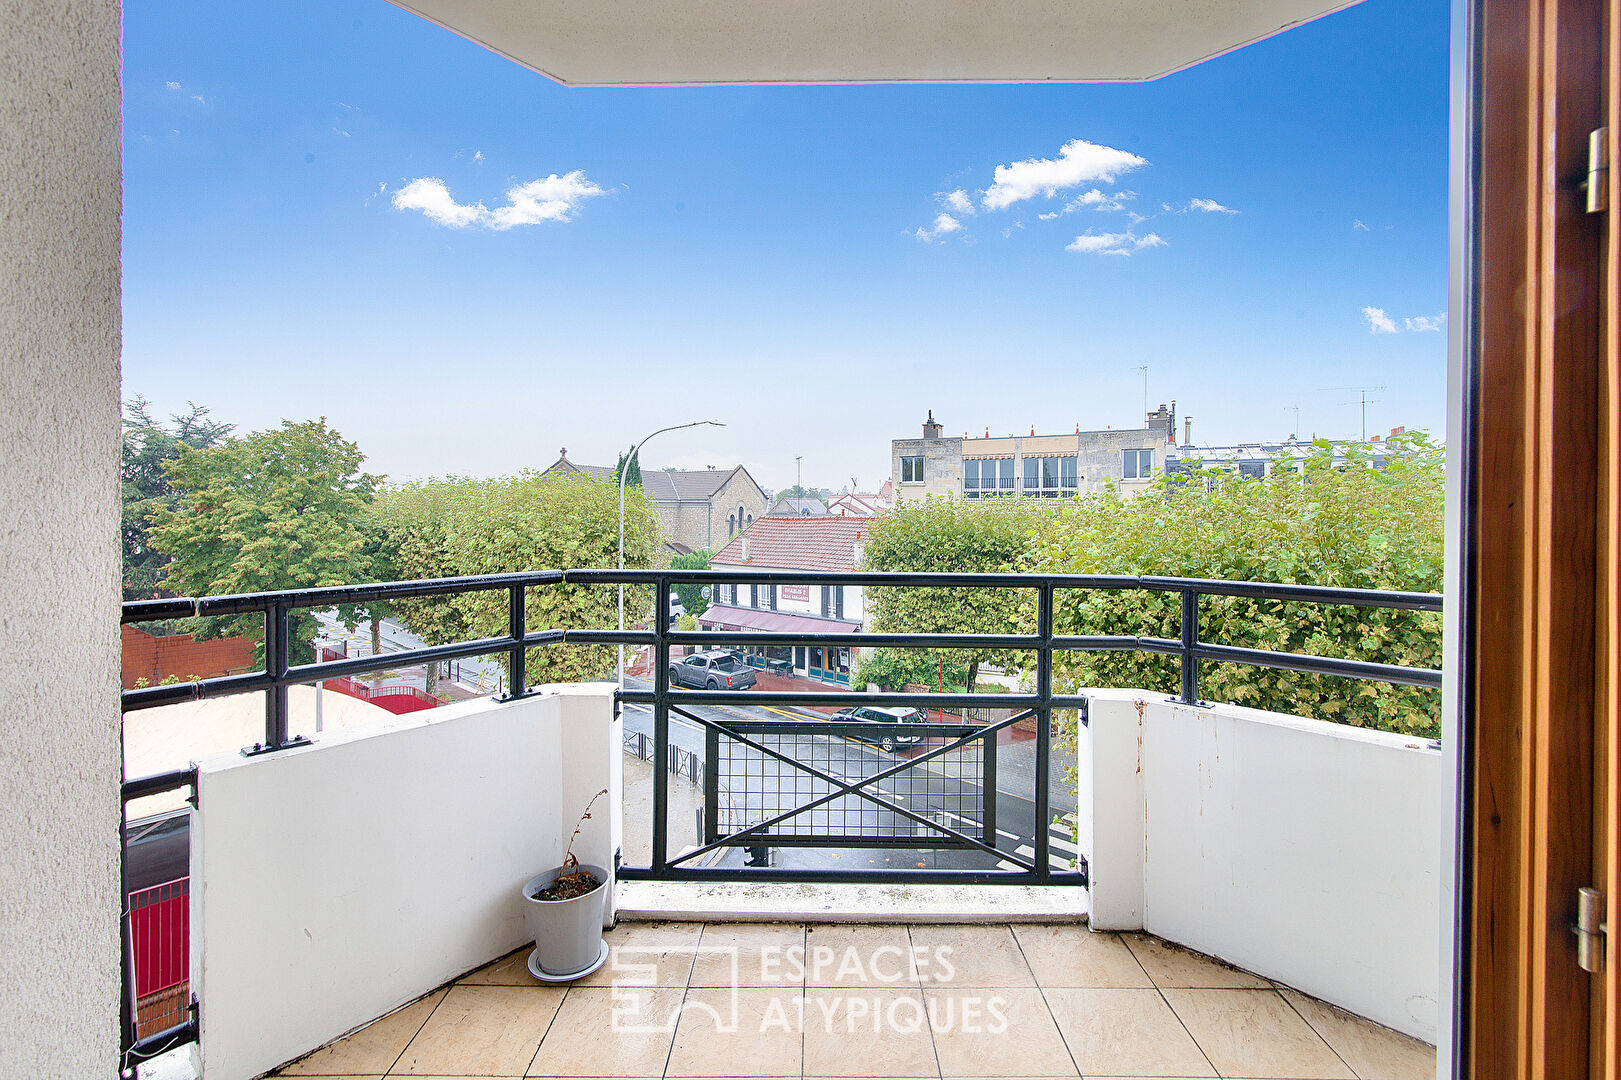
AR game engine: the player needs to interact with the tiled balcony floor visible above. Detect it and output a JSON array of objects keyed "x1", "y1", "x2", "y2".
[{"x1": 272, "y1": 922, "x2": 1435, "y2": 1080}]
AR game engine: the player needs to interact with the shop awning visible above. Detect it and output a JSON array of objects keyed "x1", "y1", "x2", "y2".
[{"x1": 697, "y1": 605, "x2": 860, "y2": 635}]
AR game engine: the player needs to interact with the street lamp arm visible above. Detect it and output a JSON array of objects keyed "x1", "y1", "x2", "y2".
[{"x1": 617, "y1": 419, "x2": 725, "y2": 693}]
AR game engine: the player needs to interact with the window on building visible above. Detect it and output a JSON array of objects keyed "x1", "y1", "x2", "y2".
[
  {"x1": 901, "y1": 455, "x2": 924, "y2": 483},
  {"x1": 1123, "y1": 449, "x2": 1155, "y2": 479},
  {"x1": 1022, "y1": 455, "x2": 1079, "y2": 496},
  {"x1": 963, "y1": 458, "x2": 980, "y2": 493},
  {"x1": 1238, "y1": 460, "x2": 1266, "y2": 479},
  {"x1": 820, "y1": 585, "x2": 844, "y2": 620},
  {"x1": 998, "y1": 457, "x2": 1016, "y2": 491},
  {"x1": 720, "y1": 584, "x2": 735, "y2": 606}
]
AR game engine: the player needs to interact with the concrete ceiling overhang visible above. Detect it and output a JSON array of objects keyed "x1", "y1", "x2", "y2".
[{"x1": 387, "y1": 0, "x2": 1364, "y2": 87}]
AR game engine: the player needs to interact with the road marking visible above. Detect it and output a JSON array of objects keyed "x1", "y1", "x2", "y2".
[{"x1": 1014, "y1": 843, "x2": 1076, "y2": 870}]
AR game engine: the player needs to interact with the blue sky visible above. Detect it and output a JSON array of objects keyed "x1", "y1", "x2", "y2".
[{"x1": 123, "y1": 0, "x2": 1449, "y2": 493}]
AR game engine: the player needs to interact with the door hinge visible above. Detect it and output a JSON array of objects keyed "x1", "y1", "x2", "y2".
[
  {"x1": 1585, "y1": 127, "x2": 1609, "y2": 213},
  {"x1": 1575, "y1": 886, "x2": 1607, "y2": 973}
]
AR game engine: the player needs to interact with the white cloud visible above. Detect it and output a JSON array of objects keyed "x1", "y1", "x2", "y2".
[
  {"x1": 1361, "y1": 306, "x2": 1446, "y2": 334},
  {"x1": 1065, "y1": 230, "x2": 1165, "y2": 256},
  {"x1": 913, "y1": 213, "x2": 964, "y2": 242},
  {"x1": 191, "y1": 94, "x2": 206, "y2": 105},
  {"x1": 488, "y1": 172, "x2": 606, "y2": 228},
  {"x1": 472, "y1": 150, "x2": 485, "y2": 164},
  {"x1": 333, "y1": 127, "x2": 350, "y2": 137},
  {"x1": 938, "y1": 188, "x2": 975, "y2": 215},
  {"x1": 392, "y1": 171, "x2": 607, "y2": 230},
  {"x1": 392, "y1": 178, "x2": 486, "y2": 228},
  {"x1": 1035, "y1": 188, "x2": 1136, "y2": 221},
  {"x1": 1352, "y1": 219, "x2": 1370, "y2": 231},
  {"x1": 982, "y1": 138, "x2": 1147, "y2": 211},
  {"x1": 165, "y1": 81, "x2": 181, "y2": 91},
  {"x1": 1189, "y1": 197, "x2": 1237, "y2": 214},
  {"x1": 1362, "y1": 306, "x2": 1399, "y2": 334}
]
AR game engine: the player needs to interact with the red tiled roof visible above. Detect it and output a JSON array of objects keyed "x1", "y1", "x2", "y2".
[{"x1": 710, "y1": 515, "x2": 874, "y2": 572}]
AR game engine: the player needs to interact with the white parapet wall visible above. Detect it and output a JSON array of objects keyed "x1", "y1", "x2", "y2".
[
  {"x1": 1076, "y1": 688, "x2": 1441, "y2": 1042},
  {"x1": 191, "y1": 683, "x2": 620, "y2": 1080}
]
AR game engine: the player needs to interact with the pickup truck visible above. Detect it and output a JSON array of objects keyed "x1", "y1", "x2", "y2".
[{"x1": 668, "y1": 650, "x2": 757, "y2": 690}]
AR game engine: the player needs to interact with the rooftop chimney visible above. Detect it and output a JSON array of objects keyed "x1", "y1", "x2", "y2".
[
  {"x1": 1184, "y1": 417, "x2": 1193, "y2": 445},
  {"x1": 922, "y1": 410, "x2": 942, "y2": 439}
]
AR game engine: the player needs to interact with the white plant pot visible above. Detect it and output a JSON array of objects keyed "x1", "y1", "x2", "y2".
[{"x1": 521, "y1": 864, "x2": 611, "y2": 981}]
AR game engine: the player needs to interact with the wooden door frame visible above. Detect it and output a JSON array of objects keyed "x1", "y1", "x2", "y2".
[{"x1": 1463, "y1": 0, "x2": 1611, "y2": 1075}]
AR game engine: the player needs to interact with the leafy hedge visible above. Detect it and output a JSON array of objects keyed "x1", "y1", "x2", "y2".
[
  {"x1": 370, "y1": 471, "x2": 660, "y2": 684},
  {"x1": 1030, "y1": 435, "x2": 1444, "y2": 738}
]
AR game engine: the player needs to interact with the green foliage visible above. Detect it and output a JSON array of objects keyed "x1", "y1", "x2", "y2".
[
  {"x1": 146, "y1": 418, "x2": 380, "y2": 664},
  {"x1": 1031, "y1": 435, "x2": 1445, "y2": 737},
  {"x1": 370, "y1": 471, "x2": 660, "y2": 685},
  {"x1": 121, "y1": 396, "x2": 234, "y2": 600},
  {"x1": 851, "y1": 648, "x2": 969, "y2": 693},
  {"x1": 612, "y1": 447, "x2": 642, "y2": 489},
  {"x1": 777, "y1": 485, "x2": 832, "y2": 502},
  {"x1": 674, "y1": 612, "x2": 699, "y2": 632},
  {"x1": 860, "y1": 497, "x2": 1048, "y2": 690},
  {"x1": 669, "y1": 548, "x2": 713, "y2": 614}
]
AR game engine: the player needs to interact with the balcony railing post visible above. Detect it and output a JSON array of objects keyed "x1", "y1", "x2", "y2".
[
  {"x1": 1179, "y1": 589, "x2": 1200, "y2": 705},
  {"x1": 652, "y1": 575, "x2": 671, "y2": 872},
  {"x1": 506, "y1": 584, "x2": 526, "y2": 700},
  {"x1": 982, "y1": 728, "x2": 998, "y2": 847},
  {"x1": 1034, "y1": 582, "x2": 1053, "y2": 880},
  {"x1": 703, "y1": 722, "x2": 720, "y2": 844},
  {"x1": 267, "y1": 602, "x2": 290, "y2": 748}
]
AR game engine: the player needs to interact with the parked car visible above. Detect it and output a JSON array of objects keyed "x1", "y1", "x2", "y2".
[
  {"x1": 668, "y1": 650, "x2": 757, "y2": 690},
  {"x1": 826, "y1": 705, "x2": 930, "y2": 752},
  {"x1": 650, "y1": 595, "x2": 684, "y2": 628}
]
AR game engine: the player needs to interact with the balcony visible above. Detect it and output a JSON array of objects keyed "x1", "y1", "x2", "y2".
[
  {"x1": 121, "y1": 569, "x2": 1440, "y2": 1080},
  {"x1": 266, "y1": 921, "x2": 1436, "y2": 1080}
]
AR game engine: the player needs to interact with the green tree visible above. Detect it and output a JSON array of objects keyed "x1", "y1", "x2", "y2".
[
  {"x1": 372, "y1": 470, "x2": 660, "y2": 685},
  {"x1": 1032, "y1": 435, "x2": 1445, "y2": 737},
  {"x1": 860, "y1": 497, "x2": 1048, "y2": 692},
  {"x1": 612, "y1": 446, "x2": 643, "y2": 489},
  {"x1": 147, "y1": 419, "x2": 382, "y2": 664},
  {"x1": 851, "y1": 648, "x2": 969, "y2": 693},
  {"x1": 669, "y1": 548, "x2": 713, "y2": 614},
  {"x1": 121, "y1": 396, "x2": 234, "y2": 599}
]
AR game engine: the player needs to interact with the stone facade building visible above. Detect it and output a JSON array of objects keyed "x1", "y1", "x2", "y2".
[
  {"x1": 543, "y1": 450, "x2": 769, "y2": 554},
  {"x1": 890, "y1": 407, "x2": 1177, "y2": 503}
]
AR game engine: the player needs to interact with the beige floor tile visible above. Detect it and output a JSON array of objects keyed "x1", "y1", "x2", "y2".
[
  {"x1": 802, "y1": 989, "x2": 939, "y2": 1076},
  {"x1": 691, "y1": 923, "x2": 807, "y2": 988},
  {"x1": 1011, "y1": 924, "x2": 1154, "y2": 989},
  {"x1": 1123, "y1": 936, "x2": 1271, "y2": 990},
  {"x1": 277, "y1": 1076, "x2": 384, "y2": 1079},
  {"x1": 463, "y1": 948, "x2": 539, "y2": 986},
  {"x1": 665, "y1": 987, "x2": 805, "y2": 1076},
  {"x1": 278, "y1": 989, "x2": 445, "y2": 1075},
  {"x1": 574, "y1": 922, "x2": 703, "y2": 989},
  {"x1": 527, "y1": 986, "x2": 682, "y2": 1076},
  {"x1": 923, "y1": 987, "x2": 1076, "y2": 1077},
  {"x1": 805, "y1": 924, "x2": 920, "y2": 987},
  {"x1": 908, "y1": 924, "x2": 1035, "y2": 988},
  {"x1": 391, "y1": 985, "x2": 564, "y2": 1076},
  {"x1": 1164, "y1": 988, "x2": 1355, "y2": 1079},
  {"x1": 1043, "y1": 987, "x2": 1215, "y2": 1078},
  {"x1": 1279, "y1": 989, "x2": 1437, "y2": 1080}
]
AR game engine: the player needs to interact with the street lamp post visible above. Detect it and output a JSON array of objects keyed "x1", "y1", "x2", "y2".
[{"x1": 618, "y1": 421, "x2": 725, "y2": 693}]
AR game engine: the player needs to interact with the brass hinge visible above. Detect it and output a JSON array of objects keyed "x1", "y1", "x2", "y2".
[
  {"x1": 1586, "y1": 127, "x2": 1609, "y2": 214},
  {"x1": 1575, "y1": 886, "x2": 1608, "y2": 973}
]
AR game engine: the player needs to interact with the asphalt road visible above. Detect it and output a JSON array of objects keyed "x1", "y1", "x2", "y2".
[{"x1": 618, "y1": 676, "x2": 1080, "y2": 875}]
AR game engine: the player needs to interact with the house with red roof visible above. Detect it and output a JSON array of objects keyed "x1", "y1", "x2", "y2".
[{"x1": 698, "y1": 515, "x2": 872, "y2": 686}]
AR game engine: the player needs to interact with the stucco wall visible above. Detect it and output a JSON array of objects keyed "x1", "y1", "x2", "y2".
[
  {"x1": 1079, "y1": 689, "x2": 1441, "y2": 1042},
  {"x1": 195, "y1": 685, "x2": 620, "y2": 1080},
  {"x1": 0, "y1": 1, "x2": 123, "y2": 1075}
]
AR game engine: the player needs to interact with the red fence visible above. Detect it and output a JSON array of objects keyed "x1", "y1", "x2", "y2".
[
  {"x1": 316, "y1": 646, "x2": 442, "y2": 714},
  {"x1": 129, "y1": 876, "x2": 189, "y2": 1037}
]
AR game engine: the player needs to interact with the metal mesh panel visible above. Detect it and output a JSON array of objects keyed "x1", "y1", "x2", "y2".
[{"x1": 712, "y1": 722, "x2": 987, "y2": 847}]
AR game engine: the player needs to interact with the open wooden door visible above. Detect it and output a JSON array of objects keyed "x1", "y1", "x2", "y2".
[{"x1": 1467, "y1": 0, "x2": 1617, "y2": 1076}]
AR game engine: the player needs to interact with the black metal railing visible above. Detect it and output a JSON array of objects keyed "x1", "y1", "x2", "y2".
[{"x1": 117, "y1": 568, "x2": 1441, "y2": 1069}]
